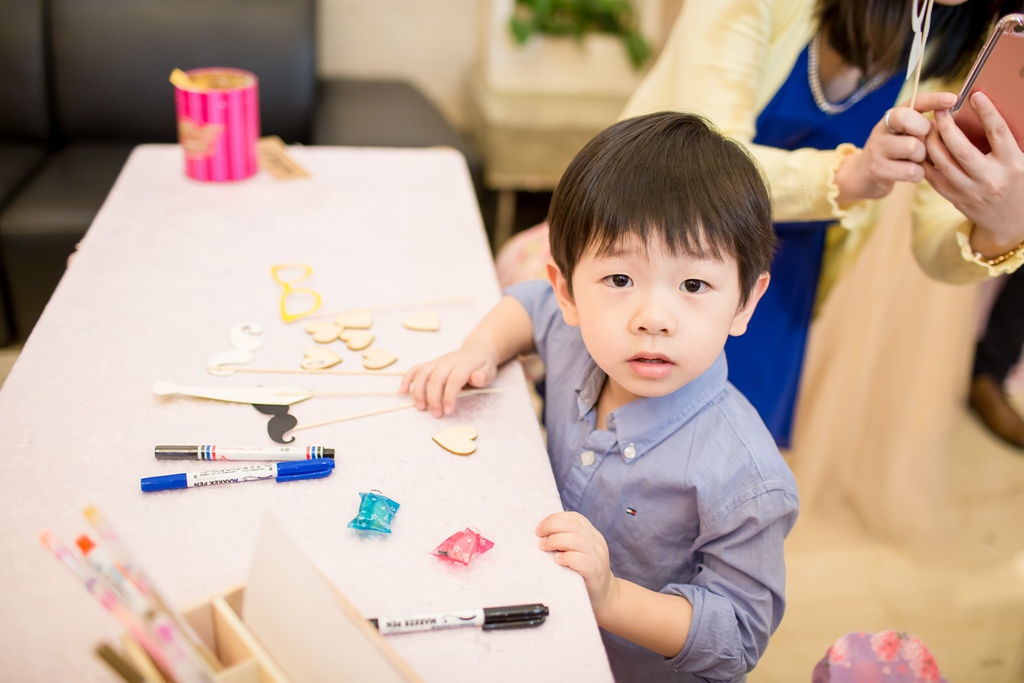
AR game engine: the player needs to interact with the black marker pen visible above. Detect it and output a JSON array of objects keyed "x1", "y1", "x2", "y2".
[
  {"x1": 369, "y1": 603, "x2": 548, "y2": 635},
  {"x1": 154, "y1": 445, "x2": 334, "y2": 461}
]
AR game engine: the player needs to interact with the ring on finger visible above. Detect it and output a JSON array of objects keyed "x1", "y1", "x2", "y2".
[{"x1": 884, "y1": 108, "x2": 897, "y2": 134}]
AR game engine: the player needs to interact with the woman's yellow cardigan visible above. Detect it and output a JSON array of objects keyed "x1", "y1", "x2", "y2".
[{"x1": 620, "y1": 0, "x2": 1021, "y2": 303}]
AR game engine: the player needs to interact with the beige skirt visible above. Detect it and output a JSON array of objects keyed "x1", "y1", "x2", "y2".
[{"x1": 789, "y1": 182, "x2": 980, "y2": 551}]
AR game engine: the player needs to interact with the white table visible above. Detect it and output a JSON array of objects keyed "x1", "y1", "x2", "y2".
[{"x1": 0, "y1": 145, "x2": 613, "y2": 682}]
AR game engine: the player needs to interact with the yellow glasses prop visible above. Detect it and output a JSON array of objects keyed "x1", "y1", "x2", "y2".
[{"x1": 271, "y1": 264, "x2": 323, "y2": 323}]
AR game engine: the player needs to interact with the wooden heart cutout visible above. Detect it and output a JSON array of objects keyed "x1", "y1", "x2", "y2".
[
  {"x1": 305, "y1": 320, "x2": 342, "y2": 344},
  {"x1": 362, "y1": 348, "x2": 397, "y2": 370},
  {"x1": 340, "y1": 329, "x2": 375, "y2": 351},
  {"x1": 402, "y1": 310, "x2": 441, "y2": 332},
  {"x1": 335, "y1": 310, "x2": 373, "y2": 329},
  {"x1": 432, "y1": 425, "x2": 477, "y2": 456},
  {"x1": 300, "y1": 347, "x2": 342, "y2": 370}
]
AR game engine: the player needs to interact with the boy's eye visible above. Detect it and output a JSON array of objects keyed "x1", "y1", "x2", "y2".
[
  {"x1": 604, "y1": 274, "x2": 633, "y2": 288},
  {"x1": 681, "y1": 279, "x2": 708, "y2": 293}
]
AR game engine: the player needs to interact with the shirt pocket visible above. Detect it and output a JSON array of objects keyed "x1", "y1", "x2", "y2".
[{"x1": 597, "y1": 477, "x2": 701, "y2": 591}]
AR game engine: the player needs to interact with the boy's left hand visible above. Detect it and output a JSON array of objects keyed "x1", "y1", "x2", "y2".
[{"x1": 536, "y1": 511, "x2": 618, "y2": 617}]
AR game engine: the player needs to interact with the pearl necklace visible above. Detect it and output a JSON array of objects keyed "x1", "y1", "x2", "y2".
[{"x1": 807, "y1": 32, "x2": 891, "y2": 115}]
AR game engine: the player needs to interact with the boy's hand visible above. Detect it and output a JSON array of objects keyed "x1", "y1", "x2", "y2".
[
  {"x1": 399, "y1": 346, "x2": 498, "y2": 417},
  {"x1": 536, "y1": 511, "x2": 619, "y2": 617},
  {"x1": 400, "y1": 295, "x2": 535, "y2": 417},
  {"x1": 539, "y1": 512, "x2": 695, "y2": 659}
]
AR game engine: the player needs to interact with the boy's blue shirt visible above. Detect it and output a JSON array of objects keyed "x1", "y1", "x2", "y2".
[{"x1": 507, "y1": 279, "x2": 799, "y2": 683}]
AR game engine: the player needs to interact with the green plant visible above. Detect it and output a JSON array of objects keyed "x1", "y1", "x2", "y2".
[{"x1": 509, "y1": 0, "x2": 652, "y2": 70}]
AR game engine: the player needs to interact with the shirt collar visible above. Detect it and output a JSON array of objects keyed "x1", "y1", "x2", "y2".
[
  {"x1": 574, "y1": 352, "x2": 730, "y2": 462},
  {"x1": 575, "y1": 362, "x2": 606, "y2": 417}
]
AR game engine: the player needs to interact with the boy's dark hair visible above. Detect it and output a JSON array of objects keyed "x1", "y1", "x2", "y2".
[{"x1": 548, "y1": 111, "x2": 775, "y2": 304}]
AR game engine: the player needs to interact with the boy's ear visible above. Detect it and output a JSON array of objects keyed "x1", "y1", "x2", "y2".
[
  {"x1": 729, "y1": 272, "x2": 770, "y2": 336},
  {"x1": 547, "y1": 260, "x2": 580, "y2": 327}
]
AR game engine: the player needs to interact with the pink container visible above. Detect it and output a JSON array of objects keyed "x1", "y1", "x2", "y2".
[{"x1": 173, "y1": 68, "x2": 260, "y2": 182}]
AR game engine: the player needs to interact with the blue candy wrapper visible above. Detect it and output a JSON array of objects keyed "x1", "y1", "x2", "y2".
[{"x1": 348, "y1": 490, "x2": 400, "y2": 533}]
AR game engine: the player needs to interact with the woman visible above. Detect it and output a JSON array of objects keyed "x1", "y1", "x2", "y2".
[{"x1": 617, "y1": 0, "x2": 1024, "y2": 543}]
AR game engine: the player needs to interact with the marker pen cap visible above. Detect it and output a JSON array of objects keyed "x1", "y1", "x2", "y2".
[
  {"x1": 483, "y1": 604, "x2": 549, "y2": 623},
  {"x1": 75, "y1": 535, "x2": 96, "y2": 555},
  {"x1": 482, "y1": 617, "x2": 547, "y2": 630},
  {"x1": 141, "y1": 473, "x2": 188, "y2": 492},
  {"x1": 155, "y1": 446, "x2": 199, "y2": 459},
  {"x1": 276, "y1": 459, "x2": 335, "y2": 482}
]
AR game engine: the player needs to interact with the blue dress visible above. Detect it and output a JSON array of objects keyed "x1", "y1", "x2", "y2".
[{"x1": 723, "y1": 44, "x2": 904, "y2": 447}]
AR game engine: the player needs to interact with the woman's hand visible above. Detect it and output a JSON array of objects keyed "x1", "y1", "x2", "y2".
[
  {"x1": 536, "y1": 511, "x2": 619, "y2": 617},
  {"x1": 924, "y1": 91, "x2": 1024, "y2": 257},
  {"x1": 834, "y1": 91, "x2": 958, "y2": 205}
]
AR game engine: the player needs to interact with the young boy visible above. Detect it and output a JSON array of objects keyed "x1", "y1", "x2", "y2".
[{"x1": 400, "y1": 112, "x2": 799, "y2": 682}]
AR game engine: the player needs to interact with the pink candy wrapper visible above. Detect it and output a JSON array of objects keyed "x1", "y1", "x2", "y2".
[
  {"x1": 432, "y1": 528, "x2": 494, "y2": 565},
  {"x1": 173, "y1": 68, "x2": 260, "y2": 182}
]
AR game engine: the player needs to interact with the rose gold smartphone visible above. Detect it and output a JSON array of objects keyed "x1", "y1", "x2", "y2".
[{"x1": 952, "y1": 13, "x2": 1024, "y2": 154}]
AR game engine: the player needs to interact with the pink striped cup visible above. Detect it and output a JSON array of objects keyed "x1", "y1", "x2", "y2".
[{"x1": 173, "y1": 68, "x2": 260, "y2": 182}]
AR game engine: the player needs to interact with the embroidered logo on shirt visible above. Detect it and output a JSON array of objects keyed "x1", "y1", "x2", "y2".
[{"x1": 625, "y1": 507, "x2": 637, "y2": 516}]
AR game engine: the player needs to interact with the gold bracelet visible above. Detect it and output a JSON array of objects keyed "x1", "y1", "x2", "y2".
[{"x1": 974, "y1": 237, "x2": 1024, "y2": 266}]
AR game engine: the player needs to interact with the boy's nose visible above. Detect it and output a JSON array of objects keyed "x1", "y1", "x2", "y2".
[
  {"x1": 632, "y1": 295, "x2": 676, "y2": 335},
  {"x1": 636, "y1": 319, "x2": 673, "y2": 335}
]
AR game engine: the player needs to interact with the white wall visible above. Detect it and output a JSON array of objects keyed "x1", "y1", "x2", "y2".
[
  {"x1": 316, "y1": 0, "x2": 681, "y2": 132},
  {"x1": 317, "y1": 0, "x2": 484, "y2": 130}
]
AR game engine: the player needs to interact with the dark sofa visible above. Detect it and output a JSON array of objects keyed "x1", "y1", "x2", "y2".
[{"x1": 0, "y1": 0, "x2": 481, "y2": 346}]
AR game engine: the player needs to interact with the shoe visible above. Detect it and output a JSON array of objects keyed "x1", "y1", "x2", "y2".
[{"x1": 969, "y1": 374, "x2": 1024, "y2": 449}]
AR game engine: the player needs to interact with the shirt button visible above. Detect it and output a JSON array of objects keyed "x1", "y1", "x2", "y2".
[
  {"x1": 580, "y1": 450, "x2": 595, "y2": 466},
  {"x1": 623, "y1": 444, "x2": 636, "y2": 460}
]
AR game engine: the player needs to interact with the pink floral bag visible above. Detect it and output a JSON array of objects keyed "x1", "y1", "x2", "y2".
[
  {"x1": 495, "y1": 222, "x2": 551, "y2": 289},
  {"x1": 811, "y1": 631, "x2": 946, "y2": 683}
]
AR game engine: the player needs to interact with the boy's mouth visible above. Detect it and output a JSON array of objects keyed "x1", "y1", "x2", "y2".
[
  {"x1": 630, "y1": 354, "x2": 670, "y2": 364},
  {"x1": 627, "y1": 355, "x2": 674, "y2": 378}
]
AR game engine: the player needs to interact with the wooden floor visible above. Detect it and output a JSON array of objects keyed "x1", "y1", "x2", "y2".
[
  {"x1": 0, "y1": 344, "x2": 18, "y2": 388},
  {"x1": 753, "y1": 394, "x2": 1024, "y2": 682}
]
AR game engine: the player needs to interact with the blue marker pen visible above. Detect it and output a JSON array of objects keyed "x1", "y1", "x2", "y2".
[{"x1": 141, "y1": 459, "x2": 335, "y2": 492}]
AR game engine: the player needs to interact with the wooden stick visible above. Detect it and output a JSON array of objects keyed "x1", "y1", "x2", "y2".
[
  {"x1": 217, "y1": 366, "x2": 407, "y2": 377},
  {"x1": 289, "y1": 401, "x2": 417, "y2": 432},
  {"x1": 301, "y1": 295, "x2": 476, "y2": 322},
  {"x1": 275, "y1": 389, "x2": 399, "y2": 397},
  {"x1": 287, "y1": 389, "x2": 500, "y2": 433},
  {"x1": 276, "y1": 388, "x2": 503, "y2": 398}
]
